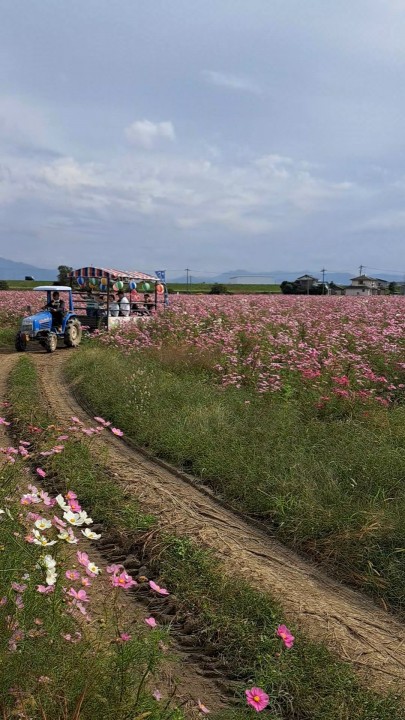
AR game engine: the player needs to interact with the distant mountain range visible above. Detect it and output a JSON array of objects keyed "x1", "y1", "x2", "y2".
[
  {"x1": 169, "y1": 269, "x2": 401, "y2": 285},
  {"x1": 0, "y1": 257, "x2": 57, "y2": 281},
  {"x1": 0, "y1": 258, "x2": 401, "y2": 285}
]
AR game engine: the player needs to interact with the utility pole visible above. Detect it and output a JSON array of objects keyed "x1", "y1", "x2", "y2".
[
  {"x1": 321, "y1": 267, "x2": 327, "y2": 294},
  {"x1": 359, "y1": 264, "x2": 364, "y2": 276},
  {"x1": 185, "y1": 268, "x2": 190, "y2": 292}
]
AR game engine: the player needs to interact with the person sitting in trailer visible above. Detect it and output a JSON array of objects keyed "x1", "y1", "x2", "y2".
[
  {"x1": 143, "y1": 293, "x2": 154, "y2": 314},
  {"x1": 109, "y1": 294, "x2": 119, "y2": 317},
  {"x1": 86, "y1": 290, "x2": 98, "y2": 317},
  {"x1": 131, "y1": 301, "x2": 148, "y2": 315},
  {"x1": 117, "y1": 290, "x2": 130, "y2": 317}
]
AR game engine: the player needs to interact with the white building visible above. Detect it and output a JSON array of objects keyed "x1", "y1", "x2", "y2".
[{"x1": 345, "y1": 275, "x2": 380, "y2": 296}]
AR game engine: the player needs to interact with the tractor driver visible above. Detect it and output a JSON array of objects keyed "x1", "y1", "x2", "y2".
[{"x1": 44, "y1": 291, "x2": 65, "y2": 332}]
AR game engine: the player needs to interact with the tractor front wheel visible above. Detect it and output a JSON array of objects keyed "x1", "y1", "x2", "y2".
[
  {"x1": 64, "y1": 319, "x2": 82, "y2": 348},
  {"x1": 15, "y1": 332, "x2": 27, "y2": 352},
  {"x1": 45, "y1": 333, "x2": 58, "y2": 353}
]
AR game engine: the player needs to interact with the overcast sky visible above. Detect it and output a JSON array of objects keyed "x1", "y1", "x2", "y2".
[{"x1": 1, "y1": 0, "x2": 405, "y2": 278}]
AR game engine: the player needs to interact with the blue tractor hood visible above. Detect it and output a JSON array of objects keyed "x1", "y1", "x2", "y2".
[{"x1": 20, "y1": 311, "x2": 53, "y2": 333}]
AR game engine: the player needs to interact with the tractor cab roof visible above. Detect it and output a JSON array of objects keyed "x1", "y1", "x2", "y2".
[{"x1": 33, "y1": 286, "x2": 72, "y2": 292}]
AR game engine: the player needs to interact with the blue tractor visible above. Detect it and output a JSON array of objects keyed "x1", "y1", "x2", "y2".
[{"x1": 15, "y1": 286, "x2": 82, "y2": 353}]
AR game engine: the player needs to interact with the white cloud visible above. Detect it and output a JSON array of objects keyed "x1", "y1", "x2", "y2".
[
  {"x1": 125, "y1": 119, "x2": 175, "y2": 149},
  {"x1": 203, "y1": 71, "x2": 263, "y2": 96}
]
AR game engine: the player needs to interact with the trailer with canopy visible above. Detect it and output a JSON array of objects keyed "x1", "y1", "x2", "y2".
[{"x1": 69, "y1": 266, "x2": 167, "y2": 331}]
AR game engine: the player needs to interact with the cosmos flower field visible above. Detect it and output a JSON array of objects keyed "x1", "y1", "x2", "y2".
[{"x1": 99, "y1": 294, "x2": 405, "y2": 408}]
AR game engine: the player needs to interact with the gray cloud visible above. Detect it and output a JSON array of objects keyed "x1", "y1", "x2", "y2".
[{"x1": 0, "y1": 1, "x2": 405, "y2": 275}]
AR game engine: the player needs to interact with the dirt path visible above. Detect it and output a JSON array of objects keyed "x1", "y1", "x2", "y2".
[{"x1": 26, "y1": 351, "x2": 405, "y2": 694}]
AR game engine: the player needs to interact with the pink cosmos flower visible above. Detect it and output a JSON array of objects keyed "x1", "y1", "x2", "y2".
[
  {"x1": 81, "y1": 576, "x2": 92, "y2": 587},
  {"x1": 57, "y1": 435, "x2": 69, "y2": 441},
  {"x1": 245, "y1": 688, "x2": 270, "y2": 712},
  {"x1": 153, "y1": 690, "x2": 162, "y2": 701},
  {"x1": 106, "y1": 563, "x2": 124, "y2": 574},
  {"x1": 15, "y1": 595, "x2": 24, "y2": 610},
  {"x1": 71, "y1": 417, "x2": 83, "y2": 424},
  {"x1": 197, "y1": 700, "x2": 210, "y2": 714},
  {"x1": 119, "y1": 632, "x2": 131, "y2": 642},
  {"x1": 77, "y1": 551, "x2": 89, "y2": 567},
  {"x1": 0, "y1": 596, "x2": 7, "y2": 606},
  {"x1": 65, "y1": 570, "x2": 80, "y2": 581},
  {"x1": 20, "y1": 441, "x2": 30, "y2": 447},
  {"x1": 37, "y1": 585, "x2": 55, "y2": 594},
  {"x1": 36, "y1": 468, "x2": 46, "y2": 478},
  {"x1": 111, "y1": 571, "x2": 137, "y2": 589},
  {"x1": 145, "y1": 616, "x2": 157, "y2": 628},
  {"x1": 62, "y1": 632, "x2": 82, "y2": 643},
  {"x1": 68, "y1": 499, "x2": 82, "y2": 512},
  {"x1": 52, "y1": 515, "x2": 66, "y2": 530},
  {"x1": 276, "y1": 624, "x2": 295, "y2": 649},
  {"x1": 149, "y1": 580, "x2": 169, "y2": 596},
  {"x1": 66, "y1": 490, "x2": 77, "y2": 501},
  {"x1": 11, "y1": 583, "x2": 27, "y2": 593},
  {"x1": 111, "y1": 427, "x2": 124, "y2": 437},
  {"x1": 0, "y1": 418, "x2": 10, "y2": 426},
  {"x1": 67, "y1": 588, "x2": 89, "y2": 603}
]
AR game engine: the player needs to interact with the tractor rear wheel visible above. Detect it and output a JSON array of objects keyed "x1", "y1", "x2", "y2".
[
  {"x1": 64, "y1": 319, "x2": 82, "y2": 348},
  {"x1": 15, "y1": 332, "x2": 27, "y2": 352},
  {"x1": 45, "y1": 333, "x2": 58, "y2": 353}
]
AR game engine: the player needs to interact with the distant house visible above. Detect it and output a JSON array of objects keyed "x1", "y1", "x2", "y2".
[
  {"x1": 329, "y1": 282, "x2": 345, "y2": 296},
  {"x1": 345, "y1": 275, "x2": 380, "y2": 296},
  {"x1": 375, "y1": 278, "x2": 389, "y2": 292},
  {"x1": 294, "y1": 275, "x2": 319, "y2": 291}
]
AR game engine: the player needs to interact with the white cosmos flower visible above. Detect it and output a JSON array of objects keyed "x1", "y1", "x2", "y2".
[
  {"x1": 41, "y1": 554, "x2": 56, "y2": 569},
  {"x1": 46, "y1": 571, "x2": 57, "y2": 585},
  {"x1": 79, "y1": 511, "x2": 93, "y2": 526},
  {"x1": 81, "y1": 529, "x2": 101, "y2": 540},
  {"x1": 63, "y1": 510, "x2": 83, "y2": 526},
  {"x1": 56, "y1": 494, "x2": 70, "y2": 511},
  {"x1": 0, "y1": 509, "x2": 4, "y2": 514},
  {"x1": 87, "y1": 562, "x2": 101, "y2": 575},
  {"x1": 35, "y1": 518, "x2": 52, "y2": 531},
  {"x1": 58, "y1": 530, "x2": 78, "y2": 544},
  {"x1": 33, "y1": 534, "x2": 57, "y2": 547}
]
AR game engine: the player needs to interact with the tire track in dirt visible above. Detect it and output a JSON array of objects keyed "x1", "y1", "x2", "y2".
[
  {"x1": 0, "y1": 351, "x2": 229, "y2": 717},
  {"x1": 32, "y1": 351, "x2": 405, "y2": 695}
]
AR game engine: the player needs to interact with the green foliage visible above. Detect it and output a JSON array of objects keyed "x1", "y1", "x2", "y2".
[
  {"x1": 8, "y1": 356, "x2": 405, "y2": 720},
  {"x1": 160, "y1": 537, "x2": 404, "y2": 720},
  {"x1": 57, "y1": 265, "x2": 73, "y2": 285},
  {"x1": 209, "y1": 283, "x2": 231, "y2": 294},
  {"x1": 67, "y1": 346, "x2": 405, "y2": 617},
  {"x1": 0, "y1": 280, "x2": 10, "y2": 290},
  {"x1": 0, "y1": 462, "x2": 172, "y2": 720}
]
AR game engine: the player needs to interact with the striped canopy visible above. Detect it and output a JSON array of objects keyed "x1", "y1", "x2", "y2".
[{"x1": 70, "y1": 266, "x2": 159, "y2": 282}]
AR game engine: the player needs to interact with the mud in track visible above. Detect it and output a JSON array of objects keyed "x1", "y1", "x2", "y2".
[{"x1": 29, "y1": 351, "x2": 405, "y2": 694}]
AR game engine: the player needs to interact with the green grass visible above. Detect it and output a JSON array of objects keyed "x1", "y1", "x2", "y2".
[
  {"x1": 168, "y1": 283, "x2": 281, "y2": 293},
  {"x1": 9, "y1": 355, "x2": 405, "y2": 720},
  {"x1": 0, "y1": 327, "x2": 15, "y2": 349},
  {"x1": 3, "y1": 279, "x2": 54, "y2": 289},
  {"x1": 66, "y1": 346, "x2": 405, "y2": 617},
  {"x1": 0, "y1": 403, "x2": 177, "y2": 719}
]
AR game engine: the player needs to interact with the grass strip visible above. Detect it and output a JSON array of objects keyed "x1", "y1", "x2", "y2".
[
  {"x1": 0, "y1": 416, "x2": 177, "y2": 719},
  {"x1": 8, "y1": 356, "x2": 405, "y2": 720},
  {"x1": 66, "y1": 345, "x2": 405, "y2": 617}
]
